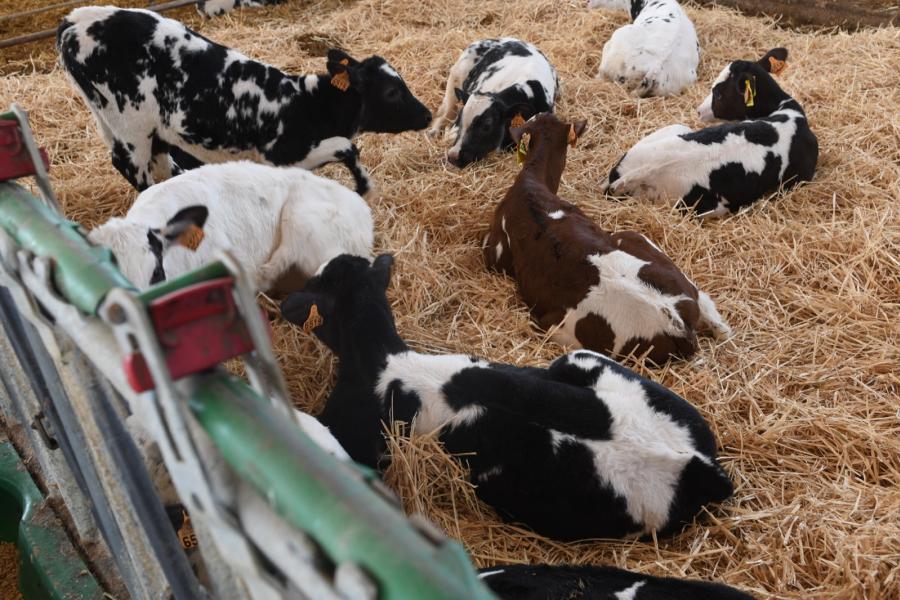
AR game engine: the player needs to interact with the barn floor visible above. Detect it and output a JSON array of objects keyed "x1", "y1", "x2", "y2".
[{"x1": 0, "y1": 1, "x2": 898, "y2": 599}]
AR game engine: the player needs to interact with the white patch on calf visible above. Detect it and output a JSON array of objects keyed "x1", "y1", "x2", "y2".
[
  {"x1": 376, "y1": 352, "x2": 490, "y2": 434},
  {"x1": 478, "y1": 569, "x2": 505, "y2": 579},
  {"x1": 293, "y1": 410, "x2": 350, "y2": 460},
  {"x1": 379, "y1": 63, "x2": 401, "y2": 79},
  {"x1": 615, "y1": 581, "x2": 647, "y2": 600},
  {"x1": 303, "y1": 74, "x2": 319, "y2": 92},
  {"x1": 554, "y1": 367, "x2": 707, "y2": 531},
  {"x1": 495, "y1": 242, "x2": 503, "y2": 261},
  {"x1": 555, "y1": 251, "x2": 692, "y2": 354},
  {"x1": 698, "y1": 65, "x2": 732, "y2": 121},
  {"x1": 611, "y1": 108, "x2": 801, "y2": 206},
  {"x1": 548, "y1": 210, "x2": 565, "y2": 220}
]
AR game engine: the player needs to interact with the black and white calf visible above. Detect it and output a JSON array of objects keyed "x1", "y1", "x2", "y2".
[
  {"x1": 57, "y1": 7, "x2": 431, "y2": 196},
  {"x1": 480, "y1": 564, "x2": 755, "y2": 599},
  {"x1": 605, "y1": 48, "x2": 818, "y2": 217},
  {"x1": 427, "y1": 38, "x2": 558, "y2": 168},
  {"x1": 280, "y1": 254, "x2": 733, "y2": 542},
  {"x1": 197, "y1": 0, "x2": 284, "y2": 18}
]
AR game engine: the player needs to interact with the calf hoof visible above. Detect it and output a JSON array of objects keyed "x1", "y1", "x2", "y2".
[{"x1": 425, "y1": 127, "x2": 442, "y2": 140}]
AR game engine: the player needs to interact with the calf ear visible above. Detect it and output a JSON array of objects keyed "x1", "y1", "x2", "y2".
[
  {"x1": 454, "y1": 87, "x2": 469, "y2": 104},
  {"x1": 326, "y1": 49, "x2": 359, "y2": 71},
  {"x1": 759, "y1": 47, "x2": 789, "y2": 75},
  {"x1": 280, "y1": 292, "x2": 333, "y2": 333},
  {"x1": 160, "y1": 205, "x2": 208, "y2": 250},
  {"x1": 371, "y1": 253, "x2": 395, "y2": 290},
  {"x1": 569, "y1": 119, "x2": 588, "y2": 146}
]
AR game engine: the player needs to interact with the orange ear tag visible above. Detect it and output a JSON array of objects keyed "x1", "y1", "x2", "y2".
[
  {"x1": 516, "y1": 133, "x2": 530, "y2": 165},
  {"x1": 744, "y1": 79, "x2": 756, "y2": 107},
  {"x1": 302, "y1": 304, "x2": 324, "y2": 333},
  {"x1": 510, "y1": 113, "x2": 526, "y2": 129},
  {"x1": 178, "y1": 224, "x2": 204, "y2": 251},
  {"x1": 330, "y1": 58, "x2": 351, "y2": 91},
  {"x1": 768, "y1": 56, "x2": 787, "y2": 76},
  {"x1": 568, "y1": 124, "x2": 577, "y2": 148}
]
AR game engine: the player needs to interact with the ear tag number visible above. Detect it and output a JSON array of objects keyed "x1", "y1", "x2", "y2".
[
  {"x1": 744, "y1": 79, "x2": 756, "y2": 107},
  {"x1": 303, "y1": 304, "x2": 324, "y2": 333},
  {"x1": 178, "y1": 224, "x2": 204, "y2": 251},
  {"x1": 178, "y1": 509, "x2": 198, "y2": 550},
  {"x1": 516, "y1": 133, "x2": 530, "y2": 165},
  {"x1": 331, "y1": 58, "x2": 351, "y2": 91},
  {"x1": 510, "y1": 113, "x2": 526, "y2": 129}
]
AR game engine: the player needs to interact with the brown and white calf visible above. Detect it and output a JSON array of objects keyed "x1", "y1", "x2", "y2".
[{"x1": 483, "y1": 113, "x2": 730, "y2": 364}]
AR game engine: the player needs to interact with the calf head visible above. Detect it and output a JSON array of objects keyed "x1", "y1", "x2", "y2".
[
  {"x1": 280, "y1": 253, "x2": 395, "y2": 353},
  {"x1": 697, "y1": 48, "x2": 789, "y2": 122},
  {"x1": 89, "y1": 205, "x2": 209, "y2": 288},
  {"x1": 326, "y1": 49, "x2": 432, "y2": 134},
  {"x1": 509, "y1": 113, "x2": 587, "y2": 189},
  {"x1": 447, "y1": 87, "x2": 538, "y2": 168}
]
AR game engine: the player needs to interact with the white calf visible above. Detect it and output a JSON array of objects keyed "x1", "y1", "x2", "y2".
[
  {"x1": 591, "y1": 0, "x2": 700, "y2": 97},
  {"x1": 88, "y1": 161, "x2": 373, "y2": 291}
]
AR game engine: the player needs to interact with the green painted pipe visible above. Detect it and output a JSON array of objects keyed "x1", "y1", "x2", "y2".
[
  {"x1": 190, "y1": 375, "x2": 496, "y2": 600},
  {"x1": 0, "y1": 181, "x2": 134, "y2": 315},
  {"x1": 0, "y1": 441, "x2": 104, "y2": 599}
]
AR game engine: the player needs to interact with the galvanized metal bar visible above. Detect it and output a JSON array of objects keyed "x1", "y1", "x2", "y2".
[
  {"x1": 0, "y1": 0, "x2": 91, "y2": 23},
  {"x1": 0, "y1": 0, "x2": 202, "y2": 49}
]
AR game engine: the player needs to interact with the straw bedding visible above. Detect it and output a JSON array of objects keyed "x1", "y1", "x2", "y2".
[{"x1": 0, "y1": 1, "x2": 898, "y2": 599}]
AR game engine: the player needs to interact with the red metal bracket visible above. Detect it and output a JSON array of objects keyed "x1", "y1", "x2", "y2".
[
  {"x1": 123, "y1": 277, "x2": 271, "y2": 393},
  {"x1": 0, "y1": 119, "x2": 50, "y2": 182}
]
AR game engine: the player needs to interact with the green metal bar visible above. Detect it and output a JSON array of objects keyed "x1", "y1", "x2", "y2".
[
  {"x1": 190, "y1": 374, "x2": 495, "y2": 600},
  {"x1": 0, "y1": 181, "x2": 134, "y2": 314},
  {"x1": 0, "y1": 440, "x2": 104, "y2": 599},
  {"x1": 138, "y1": 262, "x2": 230, "y2": 304}
]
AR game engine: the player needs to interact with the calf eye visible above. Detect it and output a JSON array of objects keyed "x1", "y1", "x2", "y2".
[{"x1": 384, "y1": 86, "x2": 401, "y2": 102}]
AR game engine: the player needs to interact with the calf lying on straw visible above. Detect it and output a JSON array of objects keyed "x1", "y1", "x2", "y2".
[
  {"x1": 485, "y1": 113, "x2": 730, "y2": 364},
  {"x1": 281, "y1": 254, "x2": 733, "y2": 541},
  {"x1": 591, "y1": 0, "x2": 700, "y2": 97},
  {"x1": 605, "y1": 48, "x2": 818, "y2": 217},
  {"x1": 480, "y1": 564, "x2": 755, "y2": 599},
  {"x1": 88, "y1": 162, "x2": 373, "y2": 293}
]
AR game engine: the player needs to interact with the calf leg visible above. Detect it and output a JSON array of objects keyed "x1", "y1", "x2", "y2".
[
  {"x1": 110, "y1": 138, "x2": 154, "y2": 191},
  {"x1": 695, "y1": 291, "x2": 731, "y2": 340},
  {"x1": 427, "y1": 78, "x2": 461, "y2": 139},
  {"x1": 298, "y1": 137, "x2": 374, "y2": 199}
]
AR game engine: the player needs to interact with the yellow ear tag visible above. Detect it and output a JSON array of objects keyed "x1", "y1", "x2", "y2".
[
  {"x1": 510, "y1": 113, "x2": 526, "y2": 129},
  {"x1": 330, "y1": 58, "x2": 351, "y2": 91},
  {"x1": 744, "y1": 79, "x2": 756, "y2": 107},
  {"x1": 568, "y1": 124, "x2": 577, "y2": 148},
  {"x1": 178, "y1": 224, "x2": 204, "y2": 251},
  {"x1": 768, "y1": 56, "x2": 787, "y2": 76},
  {"x1": 516, "y1": 133, "x2": 530, "y2": 165},
  {"x1": 302, "y1": 304, "x2": 324, "y2": 333}
]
